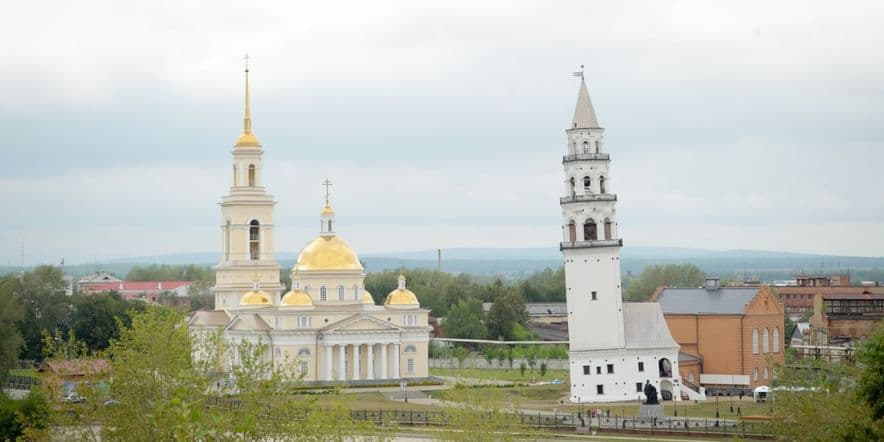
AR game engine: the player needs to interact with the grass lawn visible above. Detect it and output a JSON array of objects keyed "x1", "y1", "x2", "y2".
[
  {"x1": 8, "y1": 368, "x2": 38, "y2": 378},
  {"x1": 430, "y1": 367, "x2": 569, "y2": 383}
]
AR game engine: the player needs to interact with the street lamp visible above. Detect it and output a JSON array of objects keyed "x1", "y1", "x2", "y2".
[{"x1": 715, "y1": 395, "x2": 720, "y2": 419}]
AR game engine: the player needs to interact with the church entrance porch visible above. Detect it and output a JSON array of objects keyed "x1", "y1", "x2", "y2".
[{"x1": 323, "y1": 342, "x2": 402, "y2": 382}]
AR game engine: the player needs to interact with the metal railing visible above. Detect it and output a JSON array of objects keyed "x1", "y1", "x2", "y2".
[
  {"x1": 560, "y1": 194, "x2": 617, "y2": 204},
  {"x1": 563, "y1": 153, "x2": 610, "y2": 162},
  {"x1": 560, "y1": 239, "x2": 622, "y2": 250}
]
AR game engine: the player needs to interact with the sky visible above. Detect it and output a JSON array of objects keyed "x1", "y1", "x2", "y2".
[{"x1": 1, "y1": 0, "x2": 883, "y2": 266}]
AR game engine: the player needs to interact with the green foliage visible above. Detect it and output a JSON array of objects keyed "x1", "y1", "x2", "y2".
[
  {"x1": 125, "y1": 264, "x2": 215, "y2": 283},
  {"x1": 440, "y1": 385, "x2": 540, "y2": 441},
  {"x1": 442, "y1": 298, "x2": 486, "y2": 339},
  {"x1": 486, "y1": 290, "x2": 528, "y2": 341},
  {"x1": 0, "y1": 281, "x2": 24, "y2": 380},
  {"x1": 519, "y1": 362, "x2": 526, "y2": 377},
  {"x1": 540, "y1": 362, "x2": 547, "y2": 377},
  {"x1": 516, "y1": 267, "x2": 566, "y2": 302},
  {"x1": 2, "y1": 265, "x2": 71, "y2": 360},
  {"x1": 70, "y1": 292, "x2": 144, "y2": 352},
  {"x1": 858, "y1": 324, "x2": 884, "y2": 420},
  {"x1": 622, "y1": 264, "x2": 706, "y2": 301},
  {"x1": 0, "y1": 389, "x2": 49, "y2": 440}
]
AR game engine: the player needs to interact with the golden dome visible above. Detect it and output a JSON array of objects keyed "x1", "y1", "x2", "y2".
[
  {"x1": 362, "y1": 290, "x2": 375, "y2": 305},
  {"x1": 240, "y1": 289, "x2": 271, "y2": 306},
  {"x1": 320, "y1": 204, "x2": 335, "y2": 215},
  {"x1": 280, "y1": 289, "x2": 313, "y2": 308},
  {"x1": 235, "y1": 132, "x2": 261, "y2": 147},
  {"x1": 294, "y1": 236, "x2": 363, "y2": 271},
  {"x1": 384, "y1": 288, "x2": 419, "y2": 308}
]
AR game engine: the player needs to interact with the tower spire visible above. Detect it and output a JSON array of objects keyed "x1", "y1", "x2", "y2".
[
  {"x1": 235, "y1": 54, "x2": 261, "y2": 147},
  {"x1": 571, "y1": 68, "x2": 600, "y2": 129}
]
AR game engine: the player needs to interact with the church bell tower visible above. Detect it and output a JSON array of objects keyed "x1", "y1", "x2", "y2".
[
  {"x1": 561, "y1": 73, "x2": 625, "y2": 351},
  {"x1": 214, "y1": 63, "x2": 282, "y2": 309}
]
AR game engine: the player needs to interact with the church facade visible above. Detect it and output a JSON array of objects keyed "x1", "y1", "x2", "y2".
[
  {"x1": 189, "y1": 67, "x2": 430, "y2": 383},
  {"x1": 560, "y1": 75, "x2": 682, "y2": 403}
]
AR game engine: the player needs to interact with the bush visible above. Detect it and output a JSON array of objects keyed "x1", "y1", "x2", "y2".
[
  {"x1": 0, "y1": 389, "x2": 49, "y2": 440},
  {"x1": 540, "y1": 362, "x2": 548, "y2": 377}
]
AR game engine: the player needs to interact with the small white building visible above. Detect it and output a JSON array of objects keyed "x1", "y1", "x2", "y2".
[{"x1": 559, "y1": 74, "x2": 682, "y2": 403}]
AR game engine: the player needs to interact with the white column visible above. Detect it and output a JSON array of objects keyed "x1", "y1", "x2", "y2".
[
  {"x1": 391, "y1": 343, "x2": 400, "y2": 379},
  {"x1": 366, "y1": 344, "x2": 374, "y2": 380},
  {"x1": 338, "y1": 345, "x2": 346, "y2": 381},
  {"x1": 379, "y1": 344, "x2": 388, "y2": 379},
  {"x1": 324, "y1": 345, "x2": 333, "y2": 382},
  {"x1": 353, "y1": 344, "x2": 361, "y2": 381}
]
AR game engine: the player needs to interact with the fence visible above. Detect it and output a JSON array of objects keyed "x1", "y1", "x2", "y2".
[
  {"x1": 3, "y1": 375, "x2": 40, "y2": 391},
  {"x1": 429, "y1": 357, "x2": 569, "y2": 370}
]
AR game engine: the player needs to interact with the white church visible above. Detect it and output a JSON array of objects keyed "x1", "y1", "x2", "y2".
[{"x1": 560, "y1": 74, "x2": 682, "y2": 403}]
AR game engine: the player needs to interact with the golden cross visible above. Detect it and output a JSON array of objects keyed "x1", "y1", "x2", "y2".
[{"x1": 322, "y1": 178, "x2": 333, "y2": 205}]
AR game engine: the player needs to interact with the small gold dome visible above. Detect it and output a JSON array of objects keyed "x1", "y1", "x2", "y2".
[
  {"x1": 384, "y1": 288, "x2": 419, "y2": 308},
  {"x1": 362, "y1": 290, "x2": 375, "y2": 305},
  {"x1": 320, "y1": 205, "x2": 335, "y2": 215},
  {"x1": 241, "y1": 289, "x2": 271, "y2": 306},
  {"x1": 280, "y1": 289, "x2": 313, "y2": 307},
  {"x1": 294, "y1": 236, "x2": 363, "y2": 271},
  {"x1": 235, "y1": 132, "x2": 261, "y2": 147}
]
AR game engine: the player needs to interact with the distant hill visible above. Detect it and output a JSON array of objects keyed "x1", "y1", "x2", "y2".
[{"x1": 2, "y1": 247, "x2": 881, "y2": 283}]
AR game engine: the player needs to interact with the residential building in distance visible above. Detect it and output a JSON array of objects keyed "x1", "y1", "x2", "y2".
[
  {"x1": 806, "y1": 292, "x2": 884, "y2": 345},
  {"x1": 652, "y1": 280, "x2": 784, "y2": 394},
  {"x1": 75, "y1": 271, "x2": 122, "y2": 292},
  {"x1": 81, "y1": 280, "x2": 193, "y2": 302},
  {"x1": 776, "y1": 274, "x2": 884, "y2": 320}
]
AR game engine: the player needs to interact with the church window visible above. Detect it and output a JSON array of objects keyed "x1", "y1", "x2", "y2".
[
  {"x1": 752, "y1": 328, "x2": 759, "y2": 354},
  {"x1": 405, "y1": 345, "x2": 417, "y2": 353},
  {"x1": 319, "y1": 286, "x2": 327, "y2": 301},
  {"x1": 298, "y1": 348, "x2": 311, "y2": 356},
  {"x1": 584, "y1": 219, "x2": 598, "y2": 241},
  {"x1": 591, "y1": 291, "x2": 597, "y2": 300},
  {"x1": 583, "y1": 365, "x2": 590, "y2": 375},
  {"x1": 773, "y1": 328, "x2": 780, "y2": 352},
  {"x1": 582, "y1": 141, "x2": 589, "y2": 153},
  {"x1": 636, "y1": 382, "x2": 643, "y2": 393},
  {"x1": 569, "y1": 177, "x2": 576, "y2": 197},
  {"x1": 599, "y1": 176, "x2": 606, "y2": 193},
  {"x1": 596, "y1": 385, "x2": 604, "y2": 395},
  {"x1": 568, "y1": 221, "x2": 577, "y2": 243},
  {"x1": 638, "y1": 361, "x2": 644, "y2": 372},
  {"x1": 571, "y1": 141, "x2": 576, "y2": 154},
  {"x1": 248, "y1": 164, "x2": 256, "y2": 186},
  {"x1": 595, "y1": 140, "x2": 600, "y2": 153},
  {"x1": 407, "y1": 358, "x2": 415, "y2": 373},
  {"x1": 300, "y1": 361, "x2": 308, "y2": 374},
  {"x1": 763, "y1": 328, "x2": 770, "y2": 353},
  {"x1": 404, "y1": 315, "x2": 417, "y2": 326},
  {"x1": 606, "y1": 364, "x2": 614, "y2": 374},
  {"x1": 604, "y1": 219, "x2": 612, "y2": 240},
  {"x1": 583, "y1": 176, "x2": 591, "y2": 192},
  {"x1": 337, "y1": 285, "x2": 345, "y2": 301},
  {"x1": 249, "y1": 220, "x2": 260, "y2": 260},
  {"x1": 298, "y1": 316, "x2": 311, "y2": 328},
  {"x1": 353, "y1": 285, "x2": 359, "y2": 300}
]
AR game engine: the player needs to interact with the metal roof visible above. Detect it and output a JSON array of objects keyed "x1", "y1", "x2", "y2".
[
  {"x1": 623, "y1": 302, "x2": 679, "y2": 349},
  {"x1": 655, "y1": 287, "x2": 760, "y2": 315}
]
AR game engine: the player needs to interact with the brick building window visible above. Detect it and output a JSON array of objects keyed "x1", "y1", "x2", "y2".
[
  {"x1": 773, "y1": 327, "x2": 780, "y2": 352},
  {"x1": 752, "y1": 328, "x2": 759, "y2": 354},
  {"x1": 753, "y1": 367, "x2": 759, "y2": 381},
  {"x1": 763, "y1": 328, "x2": 770, "y2": 353}
]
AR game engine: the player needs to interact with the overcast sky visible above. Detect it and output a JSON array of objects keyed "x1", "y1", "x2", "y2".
[{"x1": 1, "y1": 0, "x2": 882, "y2": 265}]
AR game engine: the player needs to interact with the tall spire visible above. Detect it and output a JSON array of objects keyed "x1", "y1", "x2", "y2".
[
  {"x1": 571, "y1": 76, "x2": 600, "y2": 129},
  {"x1": 235, "y1": 55, "x2": 261, "y2": 147}
]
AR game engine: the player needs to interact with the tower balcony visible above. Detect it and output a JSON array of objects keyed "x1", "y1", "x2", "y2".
[
  {"x1": 560, "y1": 194, "x2": 617, "y2": 204},
  {"x1": 560, "y1": 239, "x2": 623, "y2": 250},
  {"x1": 562, "y1": 153, "x2": 610, "y2": 163}
]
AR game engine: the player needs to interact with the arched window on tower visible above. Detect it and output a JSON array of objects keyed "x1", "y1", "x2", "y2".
[
  {"x1": 571, "y1": 141, "x2": 576, "y2": 154},
  {"x1": 604, "y1": 218, "x2": 612, "y2": 240},
  {"x1": 599, "y1": 176, "x2": 606, "y2": 194},
  {"x1": 249, "y1": 220, "x2": 260, "y2": 260},
  {"x1": 567, "y1": 220, "x2": 577, "y2": 243},
  {"x1": 583, "y1": 176, "x2": 591, "y2": 193},
  {"x1": 583, "y1": 218, "x2": 598, "y2": 241},
  {"x1": 224, "y1": 220, "x2": 231, "y2": 260},
  {"x1": 569, "y1": 177, "x2": 576, "y2": 197},
  {"x1": 337, "y1": 285, "x2": 345, "y2": 301},
  {"x1": 319, "y1": 286, "x2": 327, "y2": 302},
  {"x1": 582, "y1": 141, "x2": 589, "y2": 153},
  {"x1": 248, "y1": 164, "x2": 256, "y2": 187},
  {"x1": 595, "y1": 140, "x2": 600, "y2": 153}
]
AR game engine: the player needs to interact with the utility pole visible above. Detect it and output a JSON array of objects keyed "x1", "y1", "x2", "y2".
[{"x1": 437, "y1": 249, "x2": 442, "y2": 273}]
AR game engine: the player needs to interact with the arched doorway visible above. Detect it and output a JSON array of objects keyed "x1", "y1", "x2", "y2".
[
  {"x1": 660, "y1": 379, "x2": 674, "y2": 401},
  {"x1": 659, "y1": 358, "x2": 672, "y2": 378}
]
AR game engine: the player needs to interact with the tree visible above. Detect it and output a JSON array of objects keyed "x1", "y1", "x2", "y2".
[
  {"x1": 0, "y1": 283, "x2": 24, "y2": 380},
  {"x1": 623, "y1": 264, "x2": 706, "y2": 301},
  {"x1": 2, "y1": 266, "x2": 71, "y2": 360},
  {"x1": 486, "y1": 290, "x2": 528, "y2": 341},
  {"x1": 69, "y1": 292, "x2": 139, "y2": 352},
  {"x1": 857, "y1": 324, "x2": 884, "y2": 420},
  {"x1": 443, "y1": 298, "x2": 487, "y2": 339}
]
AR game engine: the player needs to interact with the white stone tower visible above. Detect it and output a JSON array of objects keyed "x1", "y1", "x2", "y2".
[
  {"x1": 213, "y1": 64, "x2": 282, "y2": 309},
  {"x1": 561, "y1": 74, "x2": 625, "y2": 350}
]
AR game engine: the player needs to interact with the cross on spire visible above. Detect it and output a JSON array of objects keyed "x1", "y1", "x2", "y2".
[
  {"x1": 322, "y1": 178, "x2": 333, "y2": 205},
  {"x1": 572, "y1": 64, "x2": 585, "y2": 79},
  {"x1": 243, "y1": 53, "x2": 250, "y2": 71}
]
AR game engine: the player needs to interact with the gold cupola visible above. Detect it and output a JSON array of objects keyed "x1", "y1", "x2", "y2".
[
  {"x1": 234, "y1": 60, "x2": 261, "y2": 148},
  {"x1": 240, "y1": 277, "x2": 272, "y2": 307},
  {"x1": 384, "y1": 270, "x2": 419, "y2": 309},
  {"x1": 293, "y1": 180, "x2": 365, "y2": 272},
  {"x1": 281, "y1": 272, "x2": 314, "y2": 309}
]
